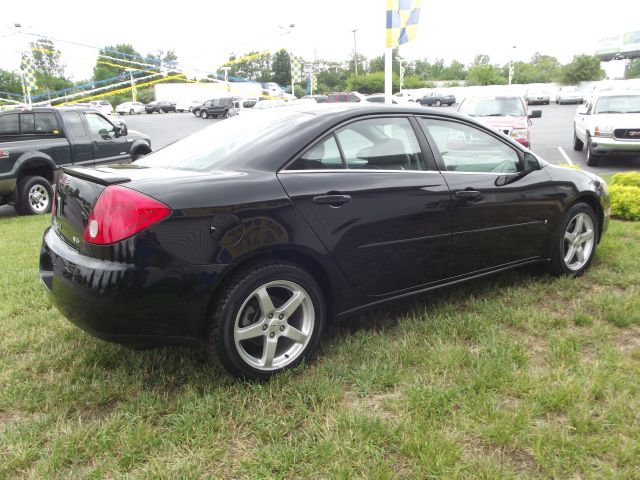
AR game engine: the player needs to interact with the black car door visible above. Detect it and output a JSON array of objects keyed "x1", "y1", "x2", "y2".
[
  {"x1": 418, "y1": 116, "x2": 557, "y2": 276},
  {"x1": 83, "y1": 112, "x2": 130, "y2": 165},
  {"x1": 278, "y1": 116, "x2": 453, "y2": 296},
  {"x1": 61, "y1": 110, "x2": 93, "y2": 165}
]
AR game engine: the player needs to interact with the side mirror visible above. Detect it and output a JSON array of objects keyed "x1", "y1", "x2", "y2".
[
  {"x1": 98, "y1": 128, "x2": 110, "y2": 139},
  {"x1": 523, "y1": 152, "x2": 540, "y2": 172},
  {"x1": 112, "y1": 120, "x2": 128, "y2": 137},
  {"x1": 528, "y1": 110, "x2": 542, "y2": 119}
]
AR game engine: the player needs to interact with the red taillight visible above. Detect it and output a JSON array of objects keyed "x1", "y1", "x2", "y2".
[{"x1": 83, "y1": 185, "x2": 171, "y2": 245}]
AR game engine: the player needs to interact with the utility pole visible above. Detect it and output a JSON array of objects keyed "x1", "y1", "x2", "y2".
[
  {"x1": 128, "y1": 69, "x2": 136, "y2": 102},
  {"x1": 351, "y1": 29, "x2": 359, "y2": 82},
  {"x1": 508, "y1": 45, "x2": 517, "y2": 85},
  {"x1": 221, "y1": 66, "x2": 231, "y2": 92}
]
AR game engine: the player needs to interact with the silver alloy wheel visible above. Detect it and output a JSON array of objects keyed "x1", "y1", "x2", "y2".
[
  {"x1": 28, "y1": 183, "x2": 50, "y2": 213},
  {"x1": 234, "y1": 280, "x2": 315, "y2": 371},
  {"x1": 563, "y1": 212, "x2": 595, "y2": 271}
]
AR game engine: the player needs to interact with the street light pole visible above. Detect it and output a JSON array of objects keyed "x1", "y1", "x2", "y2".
[
  {"x1": 508, "y1": 45, "x2": 517, "y2": 85},
  {"x1": 279, "y1": 24, "x2": 296, "y2": 98},
  {"x1": 351, "y1": 29, "x2": 359, "y2": 80}
]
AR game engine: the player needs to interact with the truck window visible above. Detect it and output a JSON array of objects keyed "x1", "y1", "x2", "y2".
[
  {"x1": 34, "y1": 113, "x2": 61, "y2": 134},
  {"x1": 85, "y1": 113, "x2": 114, "y2": 135},
  {"x1": 20, "y1": 114, "x2": 36, "y2": 134},
  {"x1": 0, "y1": 114, "x2": 19, "y2": 135},
  {"x1": 63, "y1": 111, "x2": 88, "y2": 137}
]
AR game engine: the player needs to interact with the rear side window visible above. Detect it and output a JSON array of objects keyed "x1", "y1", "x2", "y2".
[
  {"x1": 34, "y1": 113, "x2": 61, "y2": 134},
  {"x1": 0, "y1": 114, "x2": 19, "y2": 135},
  {"x1": 20, "y1": 114, "x2": 35, "y2": 134},
  {"x1": 288, "y1": 136, "x2": 343, "y2": 170},
  {"x1": 63, "y1": 111, "x2": 88, "y2": 137}
]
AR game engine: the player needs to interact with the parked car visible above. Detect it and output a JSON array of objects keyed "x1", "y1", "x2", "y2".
[
  {"x1": 525, "y1": 90, "x2": 550, "y2": 105},
  {"x1": 253, "y1": 99, "x2": 287, "y2": 109},
  {"x1": 0, "y1": 107, "x2": 151, "y2": 215},
  {"x1": 417, "y1": 91, "x2": 456, "y2": 107},
  {"x1": 262, "y1": 82, "x2": 285, "y2": 98},
  {"x1": 392, "y1": 91, "x2": 418, "y2": 103},
  {"x1": 195, "y1": 97, "x2": 241, "y2": 118},
  {"x1": 326, "y1": 92, "x2": 366, "y2": 103},
  {"x1": 88, "y1": 100, "x2": 113, "y2": 116},
  {"x1": 302, "y1": 95, "x2": 327, "y2": 103},
  {"x1": 556, "y1": 86, "x2": 584, "y2": 105},
  {"x1": 115, "y1": 102, "x2": 145, "y2": 115},
  {"x1": 365, "y1": 94, "x2": 397, "y2": 104},
  {"x1": 457, "y1": 95, "x2": 542, "y2": 148},
  {"x1": 176, "y1": 100, "x2": 201, "y2": 112},
  {"x1": 145, "y1": 101, "x2": 177, "y2": 113},
  {"x1": 40, "y1": 104, "x2": 609, "y2": 379},
  {"x1": 573, "y1": 91, "x2": 640, "y2": 166}
]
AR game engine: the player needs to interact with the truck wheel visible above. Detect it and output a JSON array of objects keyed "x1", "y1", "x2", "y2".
[
  {"x1": 15, "y1": 175, "x2": 53, "y2": 215},
  {"x1": 201, "y1": 110, "x2": 208, "y2": 119},
  {"x1": 573, "y1": 128, "x2": 584, "y2": 151},
  {"x1": 586, "y1": 136, "x2": 601, "y2": 167}
]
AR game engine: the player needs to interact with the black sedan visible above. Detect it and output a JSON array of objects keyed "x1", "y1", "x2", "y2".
[
  {"x1": 40, "y1": 104, "x2": 609, "y2": 379},
  {"x1": 144, "y1": 101, "x2": 176, "y2": 113},
  {"x1": 418, "y1": 92, "x2": 456, "y2": 106}
]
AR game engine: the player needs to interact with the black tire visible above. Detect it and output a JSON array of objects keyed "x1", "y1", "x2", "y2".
[
  {"x1": 132, "y1": 150, "x2": 148, "y2": 161},
  {"x1": 547, "y1": 203, "x2": 598, "y2": 277},
  {"x1": 129, "y1": 109, "x2": 134, "y2": 115},
  {"x1": 435, "y1": 99, "x2": 442, "y2": 107},
  {"x1": 573, "y1": 128, "x2": 584, "y2": 151},
  {"x1": 200, "y1": 110, "x2": 208, "y2": 119},
  {"x1": 207, "y1": 261, "x2": 326, "y2": 380},
  {"x1": 586, "y1": 135, "x2": 601, "y2": 166},
  {"x1": 14, "y1": 175, "x2": 53, "y2": 215},
  {"x1": 193, "y1": 109, "x2": 199, "y2": 116},
  {"x1": 119, "y1": 112, "x2": 125, "y2": 116}
]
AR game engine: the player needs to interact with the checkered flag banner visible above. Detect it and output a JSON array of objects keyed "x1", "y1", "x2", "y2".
[
  {"x1": 21, "y1": 55, "x2": 38, "y2": 93},
  {"x1": 290, "y1": 55, "x2": 304, "y2": 83},
  {"x1": 386, "y1": 0, "x2": 422, "y2": 48},
  {"x1": 311, "y1": 71, "x2": 317, "y2": 91}
]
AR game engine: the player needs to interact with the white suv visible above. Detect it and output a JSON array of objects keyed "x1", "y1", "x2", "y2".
[
  {"x1": 89, "y1": 100, "x2": 113, "y2": 116},
  {"x1": 574, "y1": 91, "x2": 640, "y2": 166}
]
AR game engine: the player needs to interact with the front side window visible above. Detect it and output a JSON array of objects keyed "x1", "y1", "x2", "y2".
[
  {"x1": 336, "y1": 117, "x2": 425, "y2": 170},
  {"x1": 85, "y1": 113, "x2": 114, "y2": 136},
  {"x1": 420, "y1": 118, "x2": 521, "y2": 173}
]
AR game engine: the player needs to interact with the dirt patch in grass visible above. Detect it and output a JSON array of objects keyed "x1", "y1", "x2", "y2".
[
  {"x1": 461, "y1": 435, "x2": 541, "y2": 477},
  {"x1": 342, "y1": 388, "x2": 401, "y2": 423},
  {"x1": 613, "y1": 326, "x2": 640, "y2": 353}
]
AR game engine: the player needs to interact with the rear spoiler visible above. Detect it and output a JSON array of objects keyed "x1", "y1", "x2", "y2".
[{"x1": 61, "y1": 166, "x2": 131, "y2": 186}]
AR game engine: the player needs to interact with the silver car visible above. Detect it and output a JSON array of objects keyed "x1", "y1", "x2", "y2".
[{"x1": 557, "y1": 86, "x2": 584, "y2": 105}]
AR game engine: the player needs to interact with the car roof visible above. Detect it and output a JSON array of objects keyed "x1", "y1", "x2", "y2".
[{"x1": 593, "y1": 90, "x2": 640, "y2": 98}]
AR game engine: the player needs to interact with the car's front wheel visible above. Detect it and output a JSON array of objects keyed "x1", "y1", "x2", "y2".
[
  {"x1": 586, "y1": 135, "x2": 601, "y2": 166},
  {"x1": 548, "y1": 203, "x2": 598, "y2": 276},
  {"x1": 208, "y1": 262, "x2": 326, "y2": 380},
  {"x1": 573, "y1": 128, "x2": 584, "y2": 151},
  {"x1": 15, "y1": 175, "x2": 53, "y2": 215},
  {"x1": 200, "y1": 110, "x2": 208, "y2": 119}
]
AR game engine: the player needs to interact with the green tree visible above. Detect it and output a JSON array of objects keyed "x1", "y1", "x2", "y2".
[
  {"x1": 316, "y1": 62, "x2": 348, "y2": 92},
  {"x1": 93, "y1": 44, "x2": 143, "y2": 83},
  {"x1": 271, "y1": 49, "x2": 291, "y2": 86},
  {"x1": 0, "y1": 69, "x2": 23, "y2": 98},
  {"x1": 227, "y1": 51, "x2": 272, "y2": 81},
  {"x1": 442, "y1": 60, "x2": 467, "y2": 80},
  {"x1": 24, "y1": 39, "x2": 73, "y2": 97},
  {"x1": 558, "y1": 55, "x2": 605, "y2": 84},
  {"x1": 369, "y1": 49, "x2": 400, "y2": 74},
  {"x1": 345, "y1": 71, "x2": 400, "y2": 94},
  {"x1": 466, "y1": 64, "x2": 507, "y2": 86},
  {"x1": 626, "y1": 59, "x2": 640, "y2": 79}
]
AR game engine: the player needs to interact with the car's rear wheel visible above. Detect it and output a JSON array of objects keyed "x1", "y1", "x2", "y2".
[
  {"x1": 586, "y1": 135, "x2": 601, "y2": 166},
  {"x1": 200, "y1": 110, "x2": 208, "y2": 119},
  {"x1": 548, "y1": 203, "x2": 598, "y2": 277},
  {"x1": 435, "y1": 100, "x2": 442, "y2": 107},
  {"x1": 573, "y1": 128, "x2": 584, "y2": 151},
  {"x1": 15, "y1": 175, "x2": 53, "y2": 215},
  {"x1": 129, "y1": 109, "x2": 134, "y2": 115},
  {"x1": 208, "y1": 261, "x2": 326, "y2": 380}
]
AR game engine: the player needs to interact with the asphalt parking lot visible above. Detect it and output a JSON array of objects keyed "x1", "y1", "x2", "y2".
[{"x1": 1, "y1": 105, "x2": 639, "y2": 218}]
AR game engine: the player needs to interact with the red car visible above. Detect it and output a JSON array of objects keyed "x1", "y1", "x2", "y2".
[{"x1": 457, "y1": 96, "x2": 541, "y2": 148}]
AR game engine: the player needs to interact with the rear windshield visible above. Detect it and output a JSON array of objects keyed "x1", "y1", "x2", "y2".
[
  {"x1": 459, "y1": 97, "x2": 526, "y2": 117},
  {"x1": 136, "y1": 108, "x2": 311, "y2": 172}
]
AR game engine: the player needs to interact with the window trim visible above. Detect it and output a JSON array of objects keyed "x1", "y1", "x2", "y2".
[
  {"x1": 417, "y1": 115, "x2": 525, "y2": 174},
  {"x1": 280, "y1": 114, "x2": 439, "y2": 173}
]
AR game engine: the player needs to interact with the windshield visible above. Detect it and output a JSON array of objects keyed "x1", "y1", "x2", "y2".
[
  {"x1": 594, "y1": 95, "x2": 640, "y2": 114},
  {"x1": 459, "y1": 97, "x2": 526, "y2": 117},
  {"x1": 136, "y1": 108, "x2": 309, "y2": 172}
]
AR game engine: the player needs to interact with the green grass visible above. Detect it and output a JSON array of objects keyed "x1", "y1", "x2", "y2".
[{"x1": 1, "y1": 215, "x2": 640, "y2": 479}]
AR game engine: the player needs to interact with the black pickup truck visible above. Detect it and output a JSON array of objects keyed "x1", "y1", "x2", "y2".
[{"x1": 0, "y1": 107, "x2": 151, "y2": 215}]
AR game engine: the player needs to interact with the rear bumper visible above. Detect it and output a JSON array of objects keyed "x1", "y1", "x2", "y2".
[{"x1": 40, "y1": 227, "x2": 222, "y2": 348}]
